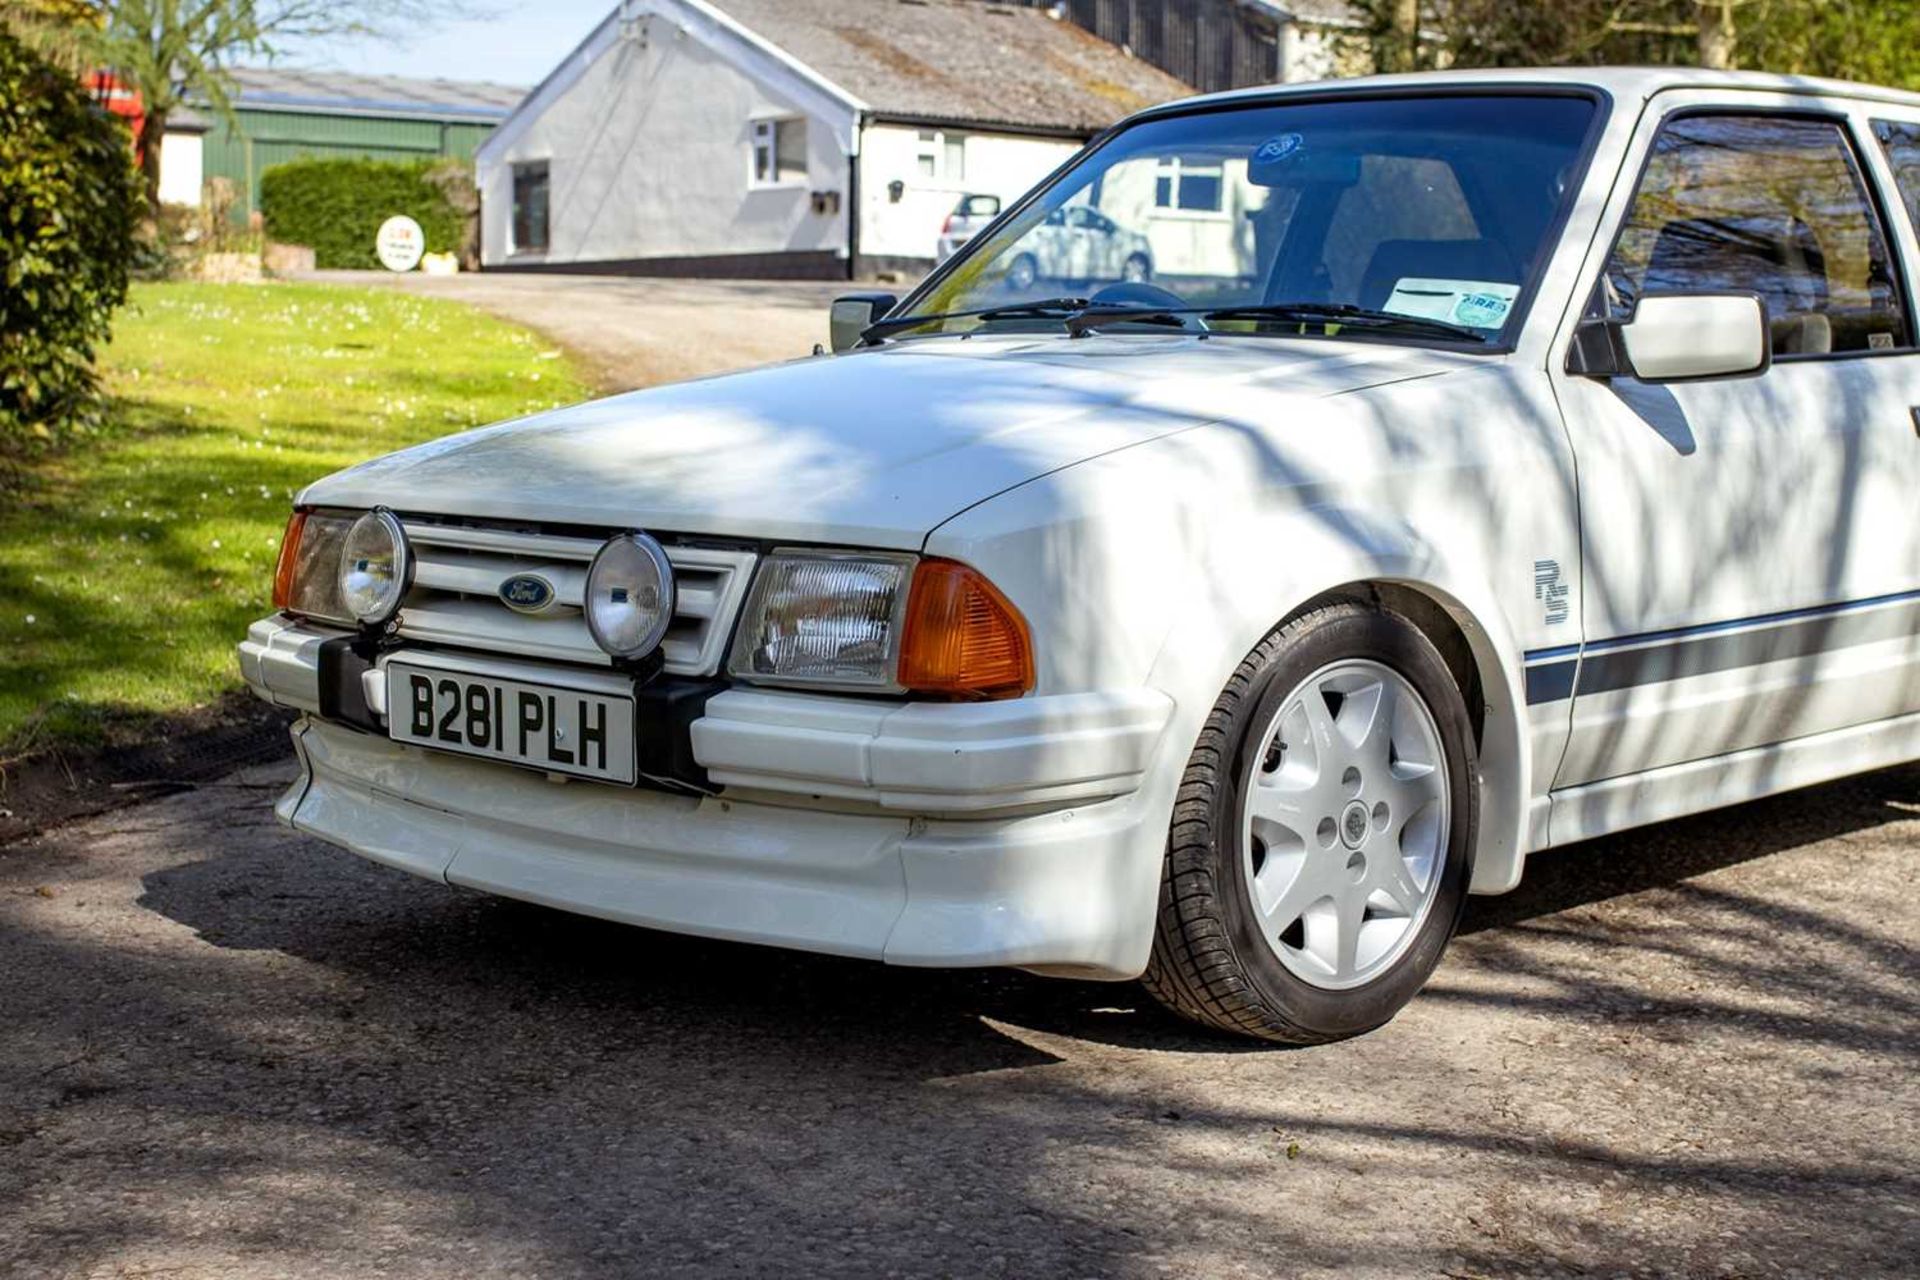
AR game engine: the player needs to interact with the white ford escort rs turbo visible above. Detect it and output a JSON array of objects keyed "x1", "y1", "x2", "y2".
[{"x1": 240, "y1": 68, "x2": 1920, "y2": 1044}]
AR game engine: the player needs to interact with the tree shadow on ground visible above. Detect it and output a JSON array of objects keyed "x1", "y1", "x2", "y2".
[{"x1": 0, "y1": 762, "x2": 1908, "y2": 1278}]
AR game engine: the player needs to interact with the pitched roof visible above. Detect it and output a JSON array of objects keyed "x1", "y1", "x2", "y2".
[
  {"x1": 707, "y1": 0, "x2": 1193, "y2": 133},
  {"x1": 222, "y1": 68, "x2": 525, "y2": 120}
]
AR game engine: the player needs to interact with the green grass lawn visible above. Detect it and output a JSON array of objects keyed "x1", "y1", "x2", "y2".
[{"x1": 0, "y1": 281, "x2": 594, "y2": 756}]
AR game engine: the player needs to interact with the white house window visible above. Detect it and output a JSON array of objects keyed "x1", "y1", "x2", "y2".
[
  {"x1": 916, "y1": 129, "x2": 965, "y2": 181},
  {"x1": 511, "y1": 161, "x2": 549, "y2": 253},
  {"x1": 752, "y1": 118, "x2": 807, "y2": 185},
  {"x1": 1154, "y1": 156, "x2": 1223, "y2": 212}
]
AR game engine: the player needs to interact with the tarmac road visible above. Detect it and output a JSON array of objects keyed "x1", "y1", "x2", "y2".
[{"x1": 0, "y1": 756, "x2": 1915, "y2": 1278}]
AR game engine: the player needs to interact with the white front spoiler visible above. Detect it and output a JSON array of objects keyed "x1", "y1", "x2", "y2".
[{"x1": 242, "y1": 615, "x2": 1183, "y2": 978}]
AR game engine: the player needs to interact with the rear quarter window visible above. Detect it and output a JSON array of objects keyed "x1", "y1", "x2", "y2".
[{"x1": 1873, "y1": 120, "x2": 1920, "y2": 233}]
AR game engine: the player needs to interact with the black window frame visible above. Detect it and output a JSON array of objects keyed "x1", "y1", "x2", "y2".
[
  {"x1": 1589, "y1": 106, "x2": 1917, "y2": 365},
  {"x1": 510, "y1": 160, "x2": 550, "y2": 256},
  {"x1": 1871, "y1": 117, "x2": 1920, "y2": 240}
]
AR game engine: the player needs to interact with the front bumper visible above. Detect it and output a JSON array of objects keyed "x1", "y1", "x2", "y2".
[{"x1": 241, "y1": 616, "x2": 1179, "y2": 977}]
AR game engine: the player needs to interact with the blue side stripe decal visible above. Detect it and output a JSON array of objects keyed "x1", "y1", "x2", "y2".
[
  {"x1": 1522, "y1": 587, "x2": 1920, "y2": 707},
  {"x1": 1579, "y1": 586, "x2": 1920, "y2": 654},
  {"x1": 1524, "y1": 659, "x2": 1578, "y2": 705},
  {"x1": 1526, "y1": 643, "x2": 1582, "y2": 662}
]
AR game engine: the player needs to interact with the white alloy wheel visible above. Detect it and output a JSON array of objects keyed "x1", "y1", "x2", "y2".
[
  {"x1": 1241, "y1": 659, "x2": 1449, "y2": 990},
  {"x1": 1144, "y1": 601, "x2": 1477, "y2": 1044}
]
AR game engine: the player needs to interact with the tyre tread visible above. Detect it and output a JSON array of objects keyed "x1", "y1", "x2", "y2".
[{"x1": 1142, "y1": 603, "x2": 1454, "y2": 1045}]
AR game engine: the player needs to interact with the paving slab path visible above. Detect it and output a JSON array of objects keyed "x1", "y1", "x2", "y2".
[{"x1": 1, "y1": 757, "x2": 1914, "y2": 1278}]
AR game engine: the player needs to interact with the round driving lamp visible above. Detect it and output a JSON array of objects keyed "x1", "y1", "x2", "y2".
[
  {"x1": 585, "y1": 532, "x2": 676, "y2": 659},
  {"x1": 337, "y1": 508, "x2": 411, "y2": 625}
]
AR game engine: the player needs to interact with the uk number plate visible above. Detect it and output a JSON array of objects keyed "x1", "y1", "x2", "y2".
[{"x1": 386, "y1": 662, "x2": 638, "y2": 784}]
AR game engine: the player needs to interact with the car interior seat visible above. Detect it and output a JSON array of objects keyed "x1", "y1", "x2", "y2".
[{"x1": 1642, "y1": 215, "x2": 1834, "y2": 355}]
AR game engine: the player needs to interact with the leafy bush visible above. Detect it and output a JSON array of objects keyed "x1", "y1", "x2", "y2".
[
  {"x1": 259, "y1": 157, "x2": 464, "y2": 270},
  {"x1": 0, "y1": 29, "x2": 143, "y2": 455}
]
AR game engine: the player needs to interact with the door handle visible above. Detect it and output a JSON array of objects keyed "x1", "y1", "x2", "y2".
[{"x1": 1912, "y1": 406, "x2": 1920, "y2": 437}]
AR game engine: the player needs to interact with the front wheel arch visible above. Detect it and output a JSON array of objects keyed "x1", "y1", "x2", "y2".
[
  {"x1": 1146, "y1": 571, "x2": 1532, "y2": 898},
  {"x1": 1141, "y1": 599, "x2": 1481, "y2": 1042}
]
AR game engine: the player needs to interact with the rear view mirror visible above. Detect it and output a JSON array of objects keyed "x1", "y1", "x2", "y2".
[
  {"x1": 1247, "y1": 133, "x2": 1360, "y2": 188},
  {"x1": 829, "y1": 292, "x2": 898, "y2": 354},
  {"x1": 1569, "y1": 293, "x2": 1770, "y2": 382}
]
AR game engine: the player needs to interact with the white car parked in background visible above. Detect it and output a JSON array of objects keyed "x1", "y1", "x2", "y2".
[
  {"x1": 935, "y1": 193, "x2": 1003, "y2": 263},
  {"x1": 242, "y1": 69, "x2": 1920, "y2": 1044},
  {"x1": 1000, "y1": 203, "x2": 1154, "y2": 291}
]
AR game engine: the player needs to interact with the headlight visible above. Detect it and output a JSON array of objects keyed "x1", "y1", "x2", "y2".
[
  {"x1": 728, "y1": 551, "x2": 914, "y2": 690},
  {"x1": 272, "y1": 508, "x2": 356, "y2": 625},
  {"x1": 728, "y1": 551, "x2": 1032, "y2": 699},
  {"x1": 585, "y1": 532, "x2": 676, "y2": 659},
  {"x1": 337, "y1": 509, "x2": 411, "y2": 624}
]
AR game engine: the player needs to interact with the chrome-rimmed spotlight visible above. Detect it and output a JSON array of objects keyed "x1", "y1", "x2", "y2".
[
  {"x1": 337, "y1": 508, "x2": 411, "y2": 625},
  {"x1": 585, "y1": 531, "x2": 676, "y2": 659}
]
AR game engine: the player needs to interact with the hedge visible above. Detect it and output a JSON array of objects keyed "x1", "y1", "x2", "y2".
[
  {"x1": 259, "y1": 157, "x2": 465, "y2": 270},
  {"x1": 0, "y1": 29, "x2": 143, "y2": 455}
]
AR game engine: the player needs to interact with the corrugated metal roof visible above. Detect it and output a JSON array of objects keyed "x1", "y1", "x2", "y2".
[
  {"x1": 222, "y1": 67, "x2": 526, "y2": 119},
  {"x1": 708, "y1": 0, "x2": 1193, "y2": 133}
]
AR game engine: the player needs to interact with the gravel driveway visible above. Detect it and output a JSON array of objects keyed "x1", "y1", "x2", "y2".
[
  {"x1": 1, "y1": 756, "x2": 1914, "y2": 1279},
  {"x1": 310, "y1": 271, "x2": 857, "y2": 392}
]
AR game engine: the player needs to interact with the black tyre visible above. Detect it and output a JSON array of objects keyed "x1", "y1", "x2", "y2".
[
  {"x1": 1142, "y1": 601, "x2": 1479, "y2": 1044},
  {"x1": 1006, "y1": 253, "x2": 1038, "y2": 292}
]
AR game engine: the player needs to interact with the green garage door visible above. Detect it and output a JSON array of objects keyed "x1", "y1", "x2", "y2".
[{"x1": 201, "y1": 108, "x2": 497, "y2": 221}]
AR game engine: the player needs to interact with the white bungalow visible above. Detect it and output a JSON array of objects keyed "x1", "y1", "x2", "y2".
[{"x1": 472, "y1": 0, "x2": 1190, "y2": 279}]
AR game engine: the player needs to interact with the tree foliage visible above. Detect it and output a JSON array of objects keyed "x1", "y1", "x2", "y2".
[
  {"x1": 8, "y1": 0, "x2": 468, "y2": 215},
  {"x1": 0, "y1": 26, "x2": 142, "y2": 456},
  {"x1": 259, "y1": 157, "x2": 464, "y2": 270},
  {"x1": 1347, "y1": 0, "x2": 1920, "y2": 90}
]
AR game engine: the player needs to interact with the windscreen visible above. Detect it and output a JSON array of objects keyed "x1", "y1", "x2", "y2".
[{"x1": 903, "y1": 94, "x2": 1600, "y2": 343}]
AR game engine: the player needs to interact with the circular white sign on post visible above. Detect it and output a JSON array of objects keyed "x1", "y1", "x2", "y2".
[{"x1": 375, "y1": 215, "x2": 426, "y2": 273}]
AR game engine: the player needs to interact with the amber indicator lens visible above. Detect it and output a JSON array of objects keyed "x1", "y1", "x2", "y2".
[
  {"x1": 272, "y1": 510, "x2": 308, "y2": 611},
  {"x1": 898, "y1": 559, "x2": 1034, "y2": 699}
]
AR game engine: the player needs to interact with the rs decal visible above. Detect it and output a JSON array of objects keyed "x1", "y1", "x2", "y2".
[{"x1": 1534, "y1": 559, "x2": 1569, "y2": 625}]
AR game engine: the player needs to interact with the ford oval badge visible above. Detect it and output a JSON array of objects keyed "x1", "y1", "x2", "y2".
[{"x1": 499, "y1": 573, "x2": 556, "y2": 614}]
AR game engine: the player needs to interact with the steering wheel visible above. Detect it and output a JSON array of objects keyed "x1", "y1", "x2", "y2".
[
  {"x1": 1088, "y1": 281, "x2": 1204, "y2": 331},
  {"x1": 1091, "y1": 281, "x2": 1187, "y2": 310}
]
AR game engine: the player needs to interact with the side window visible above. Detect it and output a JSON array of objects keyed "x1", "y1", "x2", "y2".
[
  {"x1": 1604, "y1": 114, "x2": 1910, "y2": 356},
  {"x1": 1872, "y1": 119, "x2": 1920, "y2": 234},
  {"x1": 1154, "y1": 155, "x2": 1225, "y2": 212},
  {"x1": 751, "y1": 118, "x2": 806, "y2": 186}
]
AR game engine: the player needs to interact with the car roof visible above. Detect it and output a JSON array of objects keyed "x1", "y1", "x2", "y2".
[{"x1": 1133, "y1": 66, "x2": 1920, "y2": 121}]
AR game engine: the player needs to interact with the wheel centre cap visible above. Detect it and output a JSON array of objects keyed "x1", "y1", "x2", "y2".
[{"x1": 1339, "y1": 801, "x2": 1370, "y2": 850}]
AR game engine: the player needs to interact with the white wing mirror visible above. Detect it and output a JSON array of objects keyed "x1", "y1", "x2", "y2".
[{"x1": 1568, "y1": 292, "x2": 1770, "y2": 383}]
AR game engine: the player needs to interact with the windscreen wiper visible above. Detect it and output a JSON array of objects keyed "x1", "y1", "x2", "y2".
[
  {"x1": 860, "y1": 297, "x2": 1091, "y2": 342},
  {"x1": 1063, "y1": 307, "x2": 1192, "y2": 338},
  {"x1": 1201, "y1": 302, "x2": 1488, "y2": 344},
  {"x1": 863, "y1": 298, "x2": 1489, "y2": 345}
]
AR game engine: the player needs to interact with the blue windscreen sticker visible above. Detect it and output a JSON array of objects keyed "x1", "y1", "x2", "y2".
[{"x1": 1254, "y1": 133, "x2": 1305, "y2": 165}]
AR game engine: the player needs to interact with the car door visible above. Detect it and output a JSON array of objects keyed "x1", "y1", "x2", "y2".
[
  {"x1": 1061, "y1": 206, "x2": 1098, "y2": 279},
  {"x1": 1083, "y1": 210, "x2": 1124, "y2": 279},
  {"x1": 1550, "y1": 96, "x2": 1920, "y2": 792}
]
